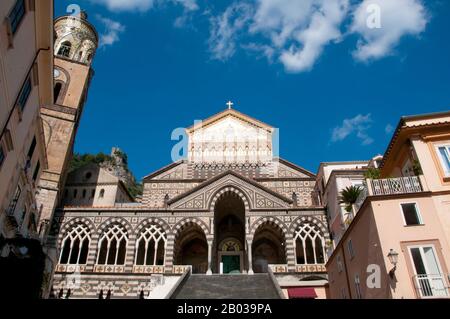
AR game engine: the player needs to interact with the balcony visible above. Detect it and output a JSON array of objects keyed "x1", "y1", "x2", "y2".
[
  {"x1": 370, "y1": 176, "x2": 423, "y2": 195},
  {"x1": 352, "y1": 176, "x2": 425, "y2": 214},
  {"x1": 413, "y1": 274, "x2": 449, "y2": 298}
]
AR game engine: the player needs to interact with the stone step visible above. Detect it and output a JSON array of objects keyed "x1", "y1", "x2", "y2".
[{"x1": 172, "y1": 274, "x2": 281, "y2": 299}]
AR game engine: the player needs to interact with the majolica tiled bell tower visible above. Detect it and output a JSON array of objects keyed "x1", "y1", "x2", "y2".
[{"x1": 36, "y1": 11, "x2": 98, "y2": 239}]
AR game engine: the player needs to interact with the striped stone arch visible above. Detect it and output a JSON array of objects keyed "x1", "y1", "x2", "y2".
[
  {"x1": 58, "y1": 217, "x2": 96, "y2": 246},
  {"x1": 97, "y1": 217, "x2": 134, "y2": 236},
  {"x1": 208, "y1": 186, "x2": 251, "y2": 211},
  {"x1": 135, "y1": 218, "x2": 171, "y2": 235},
  {"x1": 249, "y1": 216, "x2": 289, "y2": 238},
  {"x1": 172, "y1": 217, "x2": 210, "y2": 238},
  {"x1": 289, "y1": 216, "x2": 330, "y2": 239}
]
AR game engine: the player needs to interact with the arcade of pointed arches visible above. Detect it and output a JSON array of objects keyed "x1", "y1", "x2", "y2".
[{"x1": 57, "y1": 187, "x2": 328, "y2": 274}]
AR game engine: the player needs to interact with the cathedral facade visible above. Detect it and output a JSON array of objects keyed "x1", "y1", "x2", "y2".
[{"x1": 50, "y1": 107, "x2": 330, "y2": 298}]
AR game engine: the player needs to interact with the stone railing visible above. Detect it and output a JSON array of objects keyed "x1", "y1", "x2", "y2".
[
  {"x1": 133, "y1": 265, "x2": 165, "y2": 274},
  {"x1": 55, "y1": 264, "x2": 87, "y2": 273},
  {"x1": 173, "y1": 265, "x2": 192, "y2": 274},
  {"x1": 370, "y1": 176, "x2": 423, "y2": 195},
  {"x1": 268, "y1": 264, "x2": 288, "y2": 273},
  {"x1": 350, "y1": 176, "x2": 426, "y2": 223},
  {"x1": 93, "y1": 264, "x2": 126, "y2": 273},
  {"x1": 295, "y1": 264, "x2": 326, "y2": 273}
]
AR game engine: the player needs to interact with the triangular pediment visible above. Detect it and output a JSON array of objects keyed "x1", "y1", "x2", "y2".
[
  {"x1": 168, "y1": 171, "x2": 293, "y2": 211},
  {"x1": 187, "y1": 109, "x2": 273, "y2": 134},
  {"x1": 142, "y1": 161, "x2": 187, "y2": 181}
]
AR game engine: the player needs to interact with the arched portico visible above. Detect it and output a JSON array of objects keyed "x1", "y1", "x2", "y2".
[
  {"x1": 173, "y1": 222, "x2": 209, "y2": 274},
  {"x1": 251, "y1": 222, "x2": 287, "y2": 273},
  {"x1": 211, "y1": 187, "x2": 248, "y2": 274}
]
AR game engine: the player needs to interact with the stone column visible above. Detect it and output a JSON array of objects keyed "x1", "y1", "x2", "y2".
[
  {"x1": 207, "y1": 235, "x2": 213, "y2": 275},
  {"x1": 164, "y1": 234, "x2": 175, "y2": 273},
  {"x1": 285, "y1": 233, "x2": 296, "y2": 272},
  {"x1": 247, "y1": 240, "x2": 254, "y2": 275}
]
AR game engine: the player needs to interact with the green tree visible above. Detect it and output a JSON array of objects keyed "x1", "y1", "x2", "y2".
[
  {"x1": 364, "y1": 167, "x2": 381, "y2": 179},
  {"x1": 339, "y1": 186, "x2": 363, "y2": 212}
]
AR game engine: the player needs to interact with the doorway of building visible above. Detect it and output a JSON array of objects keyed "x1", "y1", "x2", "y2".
[
  {"x1": 222, "y1": 255, "x2": 240, "y2": 274},
  {"x1": 213, "y1": 190, "x2": 246, "y2": 273}
]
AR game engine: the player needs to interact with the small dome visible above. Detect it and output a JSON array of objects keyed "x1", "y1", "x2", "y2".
[{"x1": 54, "y1": 12, "x2": 98, "y2": 65}]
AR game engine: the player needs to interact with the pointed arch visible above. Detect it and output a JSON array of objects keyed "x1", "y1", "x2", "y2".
[
  {"x1": 293, "y1": 221, "x2": 327, "y2": 265},
  {"x1": 134, "y1": 224, "x2": 167, "y2": 266},
  {"x1": 58, "y1": 222, "x2": 91, "y2": 265},
  {"x1": 96, "y1": 223, "x2": 129, "y2": 265},
  {"x1": 208, "y1": 186, "x2": 251, "y2": 211},
  {"x1": 172, "y1": 217, "x2": 210, "y2": 238}
]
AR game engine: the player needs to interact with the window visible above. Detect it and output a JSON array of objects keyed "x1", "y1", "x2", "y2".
[
  {"x1": 409, "y1": 245, "x2": 447, "y2": 297},
  {"x1": 91, "y1": 189, "x2": 95, "y2": 198},
  {"x1": 337, "y1": 255, "x2": 343, "y2": 273},
  {"x1": 17, "y1": 77, "x2": 32, "y2": 111},
  {"x1": 401, "y1": 203, "x2": 423, "y2": 226},
  {"x1": 347, "y1": 239, "x2": 355, "y2": 259},
  {"x1": 0, "y1": 145, "x2": 5, "y2": 168},
  {"x1": 82, "y1": 189, "x2": 86, "y2": 198},
  {"x1": 354, "y1": 275, "x2": 363, "y2": 299},
  {"x1": 59, "y1": 224, "x2": 91, "y2": 265},
  {"x1": 8, "y1": 0, "x2": 26, "y2": 35},
  {"x1": 135, "y1": 224, "x2": 166, "y2": 266},
  {"x1": 7, "y1": 185, "x2": 21, "y2": 215},
  {"x1": 97, "y1": 224, "x2": 128, "y2": 265},
  {"x1": 294, "y1": 222, "x2": 326, "y2": 264},
  {"x1": 58, "y1": 41, "x2": 72, "y2": 57},
  {"x1": 27, "y1": 136, "x2": 36, "y2": 159},
  {"x1": 73, "y1": 189, "x2": 78, "y2": 198},
  {"x1": 54, "y1": 83, "x2": 62, "y2": 103},
  {"x1": 437, "y1": 145, "x2": 450, "y2": 176},
  {"x1": 99, "y1": 189, "x2": 105, "y2": 198},
  {"x1": 32, "y1": 160, "x2": 40, "y2": 181}
]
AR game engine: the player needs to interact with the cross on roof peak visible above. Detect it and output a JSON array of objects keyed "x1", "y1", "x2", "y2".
[{"x1": 226, "y1": 100, "x2": 234, "y2": 110}]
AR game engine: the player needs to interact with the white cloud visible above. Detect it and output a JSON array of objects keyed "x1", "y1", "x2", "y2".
[
  {"x1": 385, "y1": 123, "x2": 394, "y2": 134},
  {"x1": 208, "y1": 3, "x2": 253, "y2": 61},
  {"x1": 90, "y1": 0, "x2": 198, "y2": 12},
  {"x1": 90, "y1": 0, "x2": 430, "y2": 72},
  {"x1": 351, "y1": 0, "x2": 428, "y2": 61},
  {"x1": 250, "y1": 0, "x2": 315, "y2": 47},
  {"x1": 241, "y1": 43, "x2": 276, "y2": 62},
  {"x1": 279, "y1": 0, "x2": 349, "y2": 72},
  {"x1": 173, "y1": 0, "x2": 198, "y2": 12},
  {"x1": 332, "y1": 114, "x2": 374, "y2": 145},
  {"x1": 91, "y1": 0, "x2": 155, "y2": 12},
  {"x1": 96, "y1": 15, "x2": 126, "y2": 47}
]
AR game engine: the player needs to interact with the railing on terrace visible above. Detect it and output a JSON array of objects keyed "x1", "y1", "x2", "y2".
[
  {"x1": 371, "y1": 176, "x2": 423, "y2": 195},
  {"x1": 347, "y1": 176, "x2": 425, "y2": 229},
  {"x1": 413, "y1": 274, "x2": 449, "y2": 298}
]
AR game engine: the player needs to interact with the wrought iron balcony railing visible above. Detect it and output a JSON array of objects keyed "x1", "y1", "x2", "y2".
[{"x1": 413, "y1": 274, "x2": 449, "y2": 298}]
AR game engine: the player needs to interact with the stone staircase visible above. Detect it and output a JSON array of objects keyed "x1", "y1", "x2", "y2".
[{"x1": 172, "y1": 274, "x2": 282, "y2": 299}]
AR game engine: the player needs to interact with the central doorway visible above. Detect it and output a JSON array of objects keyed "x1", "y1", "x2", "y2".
[
  {"x1": 222, "y1": 255, "x2": 240, "y2": 274},
  {"x1": 213, "y1": 190, "x2": 246, "y2": 274}
]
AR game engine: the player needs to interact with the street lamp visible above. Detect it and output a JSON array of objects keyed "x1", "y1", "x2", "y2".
[{"x1": 387, "y1": 249, "x2": 399, "y2": 278}]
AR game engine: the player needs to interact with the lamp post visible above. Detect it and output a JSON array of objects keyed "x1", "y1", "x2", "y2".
[{"x1": 387, "y1": 249, "x2": 399, "y2": 278}]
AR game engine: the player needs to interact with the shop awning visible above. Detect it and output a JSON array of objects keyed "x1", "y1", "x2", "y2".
[{"x1": 287, "y1": 287, "x2": 318, "y2": 299}]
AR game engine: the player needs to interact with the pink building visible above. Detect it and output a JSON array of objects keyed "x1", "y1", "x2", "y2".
[{"x1": 326, "y1": 111, "x2": 450, "y2": 299}]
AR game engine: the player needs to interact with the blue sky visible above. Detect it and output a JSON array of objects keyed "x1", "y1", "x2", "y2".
[{"x1": 55, "y1": 0, "x2": 450, "y2": 180}]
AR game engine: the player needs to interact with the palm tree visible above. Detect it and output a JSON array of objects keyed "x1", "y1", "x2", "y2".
[{"x1": 339, "y1": 186, "x2": 363, "y2": 213}]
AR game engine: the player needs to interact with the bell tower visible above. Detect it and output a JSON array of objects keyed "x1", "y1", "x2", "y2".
[{"x1": 36, "y1": 12, "x2": 98, "y2": 237}]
